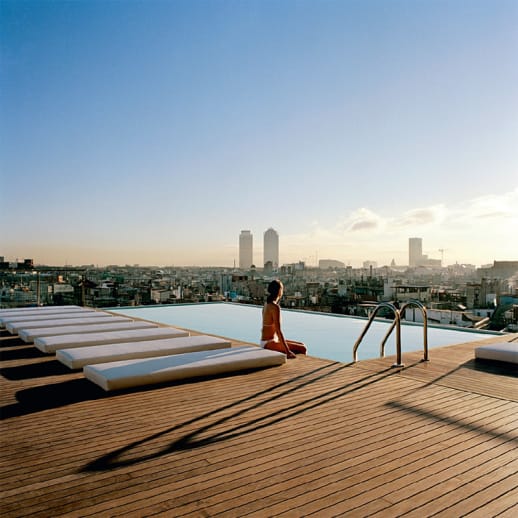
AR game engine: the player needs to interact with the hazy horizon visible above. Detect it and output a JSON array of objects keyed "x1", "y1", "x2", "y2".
[
  {"x1": 0, "y1": 243, "x2": 513, "y2": 270},
  {"x1": 1, "y1": 0, "x2": 517, "y2": 268}
]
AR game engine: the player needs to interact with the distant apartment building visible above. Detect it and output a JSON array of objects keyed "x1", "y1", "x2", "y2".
[
  {"x1": 0, "y1": 258, "x2": 34, "y2": 270},
  {"x1": 409, "y1": 237, "x2": 441, "y2": 267},
  {"x1": 239, "y1": 230, "x2": 253, "y2": 269},
  {"x1": 263, "y1": 228, "x2": 279, "y2": 268},
  {"x1": 150, "y1": 288, "x2": 171, "y2": 304},
  {"x1": 263, "y1": 261, "x2": 274, "y2": 275},
  {"x1": 409, "y1": 238, "x2": 423, "y2": 267},
  {"x1": 477, "y1": 261, "x2": 518, "y2": 286}
]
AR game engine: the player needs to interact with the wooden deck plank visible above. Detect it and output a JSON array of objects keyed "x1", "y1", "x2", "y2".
[
  {"x1": 235, "y1": 429, "x2": 517, "y2": 518},
  {"x1": 80, "y1": 390, "x2": 474, "y2": 516},
  {"x1": 172, "y1": 400, "x2": 516, "y2": 512},
  {"x1": 1, "y1": 329, "x2": 517, "y2": 517},
  {"x1": 29, "y1": 388, "x2": 516, "y2": 516},
  {"x1": 434, "y1": 479, "x2": 518, "y2": 518},
  {"x1": 476, "y1": 500, "x2": 518, "y2": 518},
  {"x1": 5, "y1": 374, "x2": 422, "y2": 516}
]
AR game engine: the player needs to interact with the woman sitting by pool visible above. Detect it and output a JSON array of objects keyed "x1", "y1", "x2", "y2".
[{"x1": 261, "y1": 279, "x2": 307, "y2": 359}]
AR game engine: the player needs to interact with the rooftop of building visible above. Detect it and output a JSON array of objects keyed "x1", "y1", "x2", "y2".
[{"x1": 1, "y1": 316, "x2": 517, "y2": 516}]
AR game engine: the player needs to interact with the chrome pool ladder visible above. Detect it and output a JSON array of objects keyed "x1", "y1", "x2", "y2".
[{"x1": 352, "y1": 300, "x2": 429, "y2": 367}]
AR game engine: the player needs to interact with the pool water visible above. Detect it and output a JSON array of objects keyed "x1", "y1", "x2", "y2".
[{"x1": 110, "y1": 302, "x2": 500, "y2": 363}]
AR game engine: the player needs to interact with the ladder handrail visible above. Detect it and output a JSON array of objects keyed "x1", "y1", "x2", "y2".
[
  {"x1": 354, "y1": 300, "x2": 429, "y2": 366},
  {"x1": 353, "y1": 302, "x2": 400, "y2": 363},
  {"x1": 379, "y1": 318, "x2": 398, "y2": 357},
  {"x1": 379, "y1": 300, "x2": 429, "y2": 362},
  {"x1": 401, "y1": 300, "x2": 428, "y2": 361}
]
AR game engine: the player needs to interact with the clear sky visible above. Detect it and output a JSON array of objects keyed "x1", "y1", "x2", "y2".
[{"x1": 1, "y1": 0, "x2": 517, "y2": 268}]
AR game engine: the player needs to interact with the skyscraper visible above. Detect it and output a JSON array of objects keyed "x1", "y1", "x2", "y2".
[
  {"x1": 264, "y1": 227, "x2": 279, "y2": 268},
  {"x1": 239, "y1": 230, "x2": 253, "y2": 269},
  {"x1": 409, "y1": 237, "x2": 423, "y2": 267}
]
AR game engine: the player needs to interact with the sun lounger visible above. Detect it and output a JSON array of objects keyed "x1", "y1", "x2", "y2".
[
  {"x1": 0, "y1": 309, "x2": 95, "y2": 327},
  {"x1": 34, "y1": 327, "x2": 190, "y2": 353},
  {"x1": 84, "y1": 346, "x2": 286, "y2": 391},
  {"x1": 56, "y1": 335, "x2": 232, "y2": 369},
  {"x1": 2, "y1": 309, "x2": 100, "y2": 325},
  {"x1": 19, "y1": 321, "x2": 158, "y2": 343},
  {"x1": 475, "y1": 342, "x2": 518, "y2": 364},
  {"x1": 0, "y1": 305, "x2": 82, "y2": 316},
  {"x1": 5, "y1": 314, "x2": 127, "y2": 334}
]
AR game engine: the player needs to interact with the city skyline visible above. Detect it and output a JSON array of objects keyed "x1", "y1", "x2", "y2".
[
  {"x1": 1, "y1": 1, "x2": 517, "y2": 268},
  {"x1": 1, "y1": 228, "x2": 514, "y2": 270}
]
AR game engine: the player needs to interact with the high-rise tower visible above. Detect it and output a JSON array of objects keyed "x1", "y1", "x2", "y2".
[
  {"x1": 239, "y1": 230, "x2": 253, "y2": 269},
  {"x1": 264, "y1": 228, "x2": 279, "y2": 268},
  {"x1": 409, "y1": 237, "x2": 423, "y2": 267}
]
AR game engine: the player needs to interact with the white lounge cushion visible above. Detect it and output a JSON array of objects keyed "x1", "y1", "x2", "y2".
[
  {"x1": 35, "y1": 327, "x2": 189, "y2": 353},
  {"x1": 0, "y1": 305, "x2": 82, "y2": 316},
  {"x1": 84, "y1": 346, "x2": 286, "y2": 391},
  {"x1": 6, "y1": 314, "x2": 128, "y2": 334},
  {"x1": 0, "y1": 308, "x2": 93, "y2": 327},
  {"x1": 19, "y1": 321, "x2": 157, "y2": 343},
  {"x1": 57, "y1": 335, "x2": 231, "y2": 369},
  {"x1": 475, "y1": 342, "x2": 518, "y2": 364}
]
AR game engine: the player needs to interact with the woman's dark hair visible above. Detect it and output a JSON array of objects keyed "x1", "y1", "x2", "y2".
[{"x1": 267, "y1": 280, "x2": 282, "y2": 303}]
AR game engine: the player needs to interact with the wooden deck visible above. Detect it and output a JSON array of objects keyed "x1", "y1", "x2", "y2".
[{"x1": 1, "y1": 327, "x2": 517, "y2": 517}]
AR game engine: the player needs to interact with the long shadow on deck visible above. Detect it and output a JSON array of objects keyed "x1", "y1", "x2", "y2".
[
  {"x1": 469, "y1": 358, "x2": 518, "y2": 377},
  {"x1": 82, "y1": 362, "x2": 398, "y2": 472},
  {"x1": 0, "y1": 378, "x2": 107, "y2": 419},
  {"x1": 0, "y1": 345, "x2": 47, "y2": 361},
  {"x1": 0, "y1": 359, "x2": 72, "y2": 379},
  {"x1": 0, "y1": 335, "x2": 26, "y2": 347},
  {"x1": 0, "y1": 362, "x2": 339, "y2": 420}
]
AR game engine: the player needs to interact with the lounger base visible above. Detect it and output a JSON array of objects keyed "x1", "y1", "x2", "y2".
[
  {"x1": 35, "y1": 327, "x2": 189, "y2": 353},
  {"x1": 0, "y1": 307, "x2": 93, "y2": 328},
  {"x1": 20, "y1": 321, "x2": 157, "y2": 343},
  {"x1": 84, "y1": 346, "x2": 286, "y2": 391},
  {"x1": 475, "y1": 342, "x2": 518, "y2": 364},
  {"x1": 6, "y1": 314, "x2": 129, "y2": 334}
]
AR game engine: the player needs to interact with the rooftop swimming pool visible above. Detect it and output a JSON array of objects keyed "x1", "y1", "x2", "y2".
[{"x1": 110, "y1": 303, "x2": 501, "y2": 362}]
